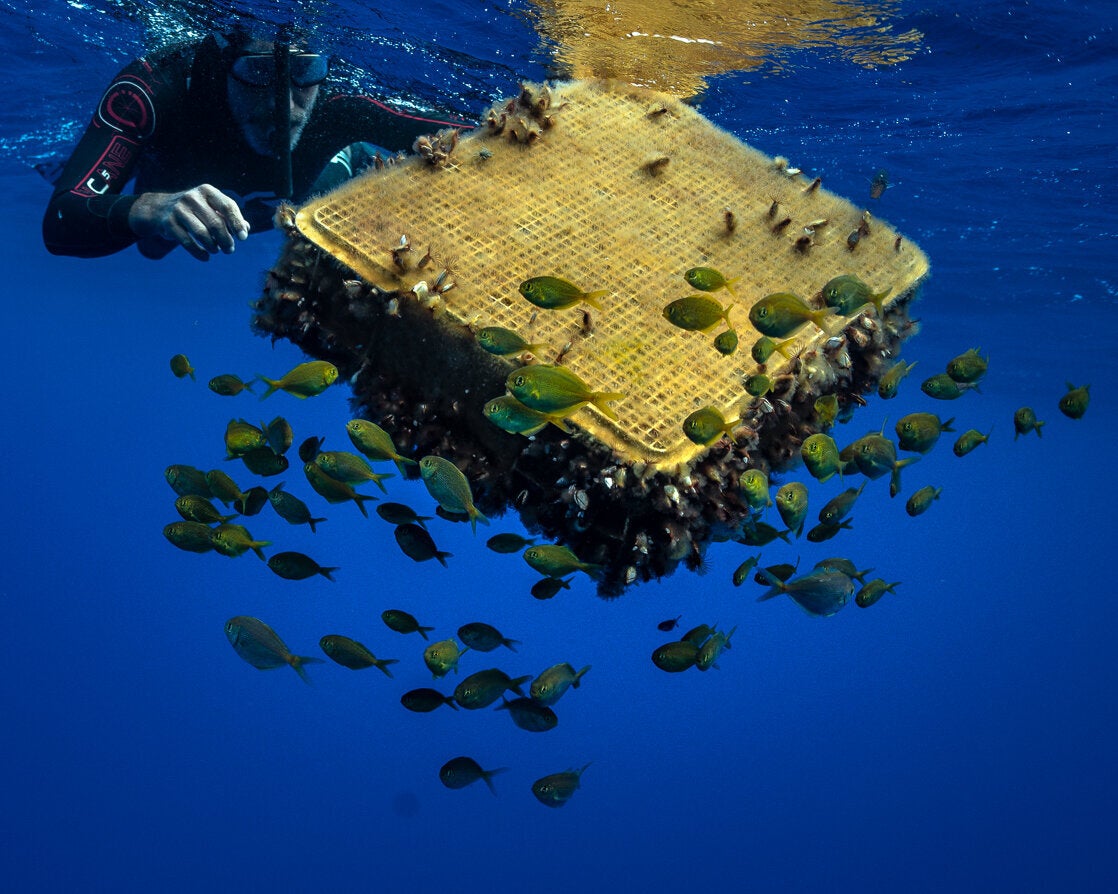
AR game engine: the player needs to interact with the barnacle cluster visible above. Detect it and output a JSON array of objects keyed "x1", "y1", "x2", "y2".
[
  {"x1": 485, "y1": 82, "x2": 562, "y2": 144},
  {"x1": 413, "y1": 128, "x2": 461, "y2": 168}
]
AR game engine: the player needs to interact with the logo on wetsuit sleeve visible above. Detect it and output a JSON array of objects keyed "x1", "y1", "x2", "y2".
[
  {"x1": 72, "y1": 135, "x2": 137, "y2": 198},
  {"x1": 97, "y1": 77, "x2": 156, "y2": 138}
]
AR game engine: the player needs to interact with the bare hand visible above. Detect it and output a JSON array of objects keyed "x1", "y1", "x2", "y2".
[{"x1": 128, "y1": 185, "x2": 250, "y2": 260}]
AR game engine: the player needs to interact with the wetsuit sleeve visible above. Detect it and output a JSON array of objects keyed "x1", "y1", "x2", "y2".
[{"x1": 42, "y1": 59, "x2": 165, "y2": 257}]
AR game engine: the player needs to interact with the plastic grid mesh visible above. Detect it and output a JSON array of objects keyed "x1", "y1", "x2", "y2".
[{"x1": 296, "y1": 80, "x2": 929, "y2": 468}]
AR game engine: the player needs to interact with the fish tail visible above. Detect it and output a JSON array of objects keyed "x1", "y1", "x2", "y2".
[
  {"x1": 590, "y1": 391, "x2": 624, "y2": 422},
  {"x1": 352, "y1": 493, "x2": 377, "y2": 518},
  {"x1": 469, "y1": 507, "x2": 491, "y2": 534},
  {"x1": 251, "y1": 542, "x2": 272, "y2": 561},
  {"x1": 573, "y1": 665, "x2": 592, "y2": 687},
  {"x1": 393, "y1": 457, "x2": 418, "y2": 475},
  {"x1": 371, "y1": 472, "x2": 394, "y2": 494},
  {"x1": 547, "y1": 414, "x2": 573, "y2": 434},
  {"x1": 871, "y1": 288, "x2": 893, "y2": 316},
  {"x1": 257, "y1": 376, "x2": 280, "y2": 400},
  {"x1": 725, "y1": 277, "x2": 740, "y2": 298},
  {"x1": 318, "y1": 565, "x2": 340, "y2": 581},
  {"x1": 774, "y1": 337, "x2": 797, "y2": 359},
  {"x1": 502, "y1": 638, "x2": 522, "y2": 653},
  {"x1": 435, "y1": 549, "x2": 454, "y2": 567},
  {"x1": 308, "y1": 516, "x2": 327, "y2": 533},
  {"x1": 419, "y1": 625, "x2": 435, "y2": 641},
  {"x1": 943, "y1": 417, "x2": 956, "y2": 432},
  {"x1": 290, "y1": 654, "x2": 324, "y2": 685},
  {"x1": 1035, "y1": 420, "x2": 1045, "y2": 438},
  {"x1": 482, "y1": 767, "x2": 511, "y2": 796},
  {"x1": 581, "y1": 290, "x2": 608, "y2": 311},
  {"x1": 376, "y1": 659, "x2": 400, "y2": 678}
]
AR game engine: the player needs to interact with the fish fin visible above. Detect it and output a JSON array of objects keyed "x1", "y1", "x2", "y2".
[
  {"x1": 436, "y1": 550, "x2": 454, "y2": 567},
  {"x1": 573, "y1": 665, "x2": 591, "y2": 687},
  {"x1": 582, "y1": 289, "x2": 608, "y2": 311},
  {"x1": 376, "y1": 659, "x2": 400, "y2": 678},
  {"x1": 419, "y1": 626, "x2": 435, "y2": 641},
  {"x1": 352, "y1": 493, "x2": 377, "y2": 517},
  {"x1": 942, "y1": 417, "x2": 956, "y2": 433},
  {"x1": 318, "y1": 566, "x2": 340, "y2": 581},
  {"x1": 590, "y1": 392, "x2": 624, "y2": 422},
  {"x1": 469, "y1": 507, "x2": 490, "y2": 534},
  {"x1": 482, "y1": 767, "x2": 510, "y2": 796},
  {"x1": 307, "y1": 517, "x2": 327, "y2": 533},
  {"x1": 290, "y1": 655, "x2": 324, "y2": 685},
  {"x1": 257, "y1": 376, "x2": 280, "y2": 400},
  {"x1": 547, "y1": 415, "x2": 573, "y2": 434},
  {"x1": 252, "y1": 542, "x2": 272, "y2": 561},
  {"x1": 502, "y1": 638, "x2": 522, "y2": 653},
  {"x1": 509, "y1": 675, "x2": 533, "y2": 696},
  {"x1": 371, "y1": 472, "x2": 394, "y2": 494}
]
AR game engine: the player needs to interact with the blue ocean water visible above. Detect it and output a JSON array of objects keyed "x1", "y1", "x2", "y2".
[{"x1": 2, "y1": 1, "x2": 1115, "y2": 891}]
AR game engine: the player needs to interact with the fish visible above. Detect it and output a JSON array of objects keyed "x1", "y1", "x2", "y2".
[
  {"x1": 805, "y1": 518, "x2": 853, "y2": 542},
  {"x1": 1058, "y1": 382, "x2": 1090, "y2": 419},
  {"x1": 303, "y1": 462, "x2": 377, "y2": 516},
  {"x1": 531, "y1": 764, "x2": 591, "y2": 808},
  {"x1": 208, "y1": 374, "x2": 254, "y2": 396},
  {"x1": 375, "y1": 502, "x2": 433, "y2": 529},
  {"x1": 750, "y1": 335, "x2": 795, "y2": 364},
  {"x1": 239, "y1": 447, "x2": 289, "y2": 477},
  {"x1": 439, "y1": 756, "x2": 509, "y2": 795},
  {"x1": 174, "y1": 494, "x2": 236, "y2": 525},
  {"x1": 774, "y1": 481, "x2": 809, "y2": 537},
  {"x1": 657, "y1": 614, "x2": 683, "y2": 631},
  {"x1": 210, "y1": 523, "x2": 270, "y2": 560},
  {"x1": 713, "y1": 328, "x2": 739, "y2": 356},
  {"x1": 696, "y1": 626, "x2": 736, "y2": 671},
  {"x1": 476, "y1": 326, "x2": 548, "y2": 357},
  {"x1": 236, "y1": 485, "x2": 269, "y2": 517},
  {"x1": 849, "y1": 427, "x2": 918, "y2": 496},
  {"x1": 345, "y1": 419, "x2": 417, "y2": 472},
  {"x1": 496, "y1": 695, "x2": 558, "y2": 732},
  {"x1": 170, "y1": 353, "x2": 195, "y2": 380},
  {"x1": 298, "y1": 435, "x2": 325, "y2": 462},
  {"x1": 485, "y1": 533, "x2": 537, "y2": 554},
  {"x1": 523, "y1": 544, "x2": 604, "y2": 579},
  {"x1": 531, "y1": 576, "x2": 573, "y2": 599},
  {"x1": 454, "y1": 669, "x2": 532, "y2": 710},
  {"x1": 744, "y1": 374, "x2": 772, "y2": 397},
  {"x1": 946, "y1": 348, "x2": 988, "y2": 384},
  {"x1": 319, "y1": 635, "x2": 398, "y2": 675},
  {"x1": 732, "y1": 553, "x2": 762, "y2": 587},
  {"x1": 394, "y1": 523, "x2": 453, "y2": 566},
  {"x1": 165, "y1": 464, "x2": 213, "y2": 499},
  {"x1": 953, "y1": 428, "x2": 992, "y2": 457},
  {"x1": 905, "y1": 486, "x2": 942, "y2": 517},
  {"x1": 418, "y1": 455, "x2": 489, "y2": 532},
  {"x1": 381, "y1": 609, "x2": 435, "y2": 639},
  {"x1": 263, "y1": 416, "x2": 293, "y2": 455},
  {"x1": 684, "y1": 266, "x2": 738, "y2": 297},
  {"x1": 267, "y1": 551, "x2": 338, "y2": 581},
  {"x1": 163, "y1": 520, "x2": 215, "y2": 553},
  {"x1": 224, "y1": 419, "x2": 267, "y2": 457},
  {"x1": 878, "y1": 360, "x2": 917, "y2": 400},
  {"x1": 921, "y1": 373, "x2": 978, "y2": 400},
  {"x1": 820, "y1": 274, "x2": 891, "y2": 317},
  {"x1": 756, "y1": 567, "x2": 854, "y2": 617},
  {"x1": 1013, "y1": 407, "x2": 1045, "y2": 440},
  {"x1": 662, "y1": 295, "x2": 733, "y2": 332},
  {"x1": 755, "y1": 562, "x2": 799, "y2": 585},
  {"x1": 895, "y1": 413, "x2": 955, "y2": 454},
  {"x1": 749, "y1": 292, "x2": 833, "y2": 338},
  {"x1": 314, "y1": 451, "x2": 394, "y2": 493},
  {"x1": 680, "y1": 624, "x2": 716, "y2": 648},
  {"x1": 506, "y1": 364, "x2": 623, "y2": 421},
  {"x1": 205, "y1": 469, "x2": 247, "y2": 506},
  {"x1": 224, "y1": 616, "x2": 323, "y2": 684},
  {"x1": 483, "y1": 395, "x2": 572, "y2": 436},
  {"x1": 651, "y1": 640, "x2": 699, "y2": 672},
  {"x1": 267, "y1": 482, "x2": 326, "y2": 532},
  {"x1": 855, "y1": 579, "x2": 902, "y2": 609},
  {"x1": 458, "y1": 622, "x2": 520, "y2": 653},
  {"x1": 814, "y1": 394, "x2": 839, "y2": 429},
  {"x1": 739, "y1": 470, "x2": 771, "y2": 512},
  {"x1": 530, "y1": 663, "x2": 590, "y2": 706},
  {"x1": 258, "y1": 360, "x2": 338, "y2": 399},
  {"x1": 801, "y1": 433, "x2": 844, "y2": 483},
  {"x1": 682, "y1": 406, "x2": 739, "y2": 446},
  {"x1": 869, "y1": 168, "x2": 889, "y2": 199},
  {"x1": 814, "y1": 557, "x2": 874, "y2": 584},
  {"x1": 817, "y1": 482, "x2": 866, "y2": 525},
  {"x1": 400, "y1": 687, "x2": 458, "y2": 712},
  {"x1": 423, "y1": 639, "x2": 469, "y2": 678},
  {"x1": 736, "y1": 519, "x2": 789, "y2": 547},
  {"x1": 519, "y1": 276, "x2": 607, "y2": 311}
]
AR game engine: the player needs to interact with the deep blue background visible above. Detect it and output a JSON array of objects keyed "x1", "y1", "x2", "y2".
[{"x1": 2, "y1": 2, "x2": 1115, "y2": 891}]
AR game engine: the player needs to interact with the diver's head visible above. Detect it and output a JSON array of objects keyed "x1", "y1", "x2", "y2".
[{"x1": 220, "y1": 29, "x2": 329, "y2": 157}]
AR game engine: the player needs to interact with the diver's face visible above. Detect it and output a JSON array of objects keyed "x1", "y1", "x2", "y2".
[{"x1": 227, "y1": 41, "x2": 320, "y2": 157}]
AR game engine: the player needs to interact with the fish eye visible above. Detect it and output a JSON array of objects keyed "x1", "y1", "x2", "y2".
[
  {"x1": 514, "y1": 375, "x2": 525, "y2": 387},
  {"x1": 758, "y1": 307, "x2": 769, "y2": 317}
]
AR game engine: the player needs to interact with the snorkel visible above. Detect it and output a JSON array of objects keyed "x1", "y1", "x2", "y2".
[{"x1": 272, "y1": 24, "x2": 294, "y2": 199}]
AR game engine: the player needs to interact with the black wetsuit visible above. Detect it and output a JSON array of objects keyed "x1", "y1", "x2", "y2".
[{"x1": 43, "y1": 35, "x2": 466, "y2": 258}]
